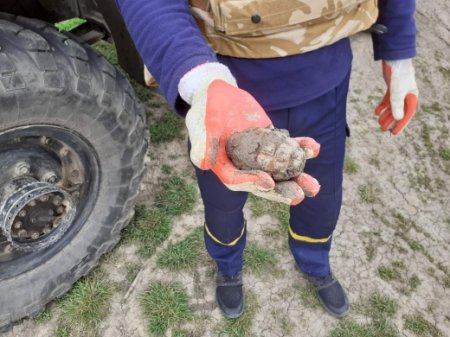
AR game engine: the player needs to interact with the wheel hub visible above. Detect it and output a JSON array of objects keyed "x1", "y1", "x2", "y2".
[{"x1": 0, "y1": 178, "x2": 75, "y2": 252}]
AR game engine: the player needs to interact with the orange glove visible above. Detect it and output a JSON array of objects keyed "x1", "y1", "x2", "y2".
[
  {"x1": 375, "y1": 59, "x2": 419, "y2": 135},
  {"x1": 179, "y1": 63, "x2": 320, "y2": 205}
]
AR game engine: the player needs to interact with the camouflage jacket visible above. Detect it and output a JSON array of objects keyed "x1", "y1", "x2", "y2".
[{"x1": 189, "y1": 0, "x2": 379, "y2": 58}]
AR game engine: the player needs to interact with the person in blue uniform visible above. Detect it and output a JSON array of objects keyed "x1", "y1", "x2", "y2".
[{"x1": 117, "y1": 0, "x2": 418, "y2": 319}]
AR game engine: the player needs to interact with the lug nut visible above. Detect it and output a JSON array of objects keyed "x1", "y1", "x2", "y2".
[
  {"x1": 30, "y1": 231, "x2": 40, "y2": 240},
  {"x1": 13, "y1": 221, "x2": 22, "y2": 229},
  {"x1": 29, "y1": 200, "x2": 36, "y2": 207},
  {"x1": 17, "y1": 229, "x2": 28, "y2": 239},
  {"x1": 18, "y1": 210, "x2": 26, "y2": 217},
  {"x1": 53, "y1": 197, "x2": 62, "y2": 206},
  {"x1": 43, "y1": 225, "x2": 52, "y2": 234},
  {"x1": 56, "y1": 206, "x2": 64, "y2": 214},
  {"x1": 43, "y1": 137, "x2": 52, "y2": 145},
  {"x1": 42, "y1": 172, "x2": 58, "y2": 184},
  {"x1": 40, "y1": 195, "x2": 49, "y2": 202},
  {"x1": 15, "y1": 161, "x2": 31, "y2": 176}
]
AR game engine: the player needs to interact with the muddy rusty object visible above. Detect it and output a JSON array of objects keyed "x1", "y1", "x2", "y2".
[{"x1": 226, "y1": 127, "x2": 306, "y2": 181}]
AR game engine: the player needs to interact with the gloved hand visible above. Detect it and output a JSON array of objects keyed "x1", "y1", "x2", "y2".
[
  {"x1": 375, "y1": 59, "x2": 419, "y2": 135},
  {"x1": 179, "y1": 62, "x2": 320, "y2": 205}
]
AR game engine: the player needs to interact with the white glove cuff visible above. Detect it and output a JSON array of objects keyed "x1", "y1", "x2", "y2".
[
  {"x1": 385, "y1": 58, "x2": 414, "y2": 77},
  {"x1": 178, "y1": 62, "x2": 237, "y2": 105}
]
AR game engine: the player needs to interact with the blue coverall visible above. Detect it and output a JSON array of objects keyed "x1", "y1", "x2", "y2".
[{"x1": 117, "y1": 0, "x2": 416, "y2": 278}]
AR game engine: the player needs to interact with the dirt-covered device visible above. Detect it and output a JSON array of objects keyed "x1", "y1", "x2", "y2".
[
  {"x1": 0, "y1": 0, "x2": 148, "y2": 332},
  {"x1": 226, "y1": 128, "x2": 306, "y2": 181}
]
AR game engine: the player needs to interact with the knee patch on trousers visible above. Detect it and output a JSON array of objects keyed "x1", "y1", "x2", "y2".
[
  {"x1": 288, "y1": 224, "x2": 331, "y2": 244},
  {"x1": 204, "y1": 221, "x2": 246, "y2": 247}
]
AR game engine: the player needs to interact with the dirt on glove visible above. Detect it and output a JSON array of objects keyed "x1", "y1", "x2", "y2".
[{"x1": 226, "y1": 128, "x2": 306, "y2": 181}]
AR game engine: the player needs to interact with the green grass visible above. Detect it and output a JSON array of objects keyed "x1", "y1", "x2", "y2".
[
  {"x1": 298, "y1": 284, "x2": 320, "y2": 309},
  {"x1": 34, "y1": 308, "x2": 51, "y2": 324},
  {"x1": 123, "y1": 207, "x2": 171, "y2": 257},
  {"x1": 158, "y1": 227, "x2": 204, "y2": 271},
  {"x1": 126, "y1": 262, "x2": 142, "y2": 284},
  {"x1": 344, "y1": 156, "x2": 360, "y2": 174},
  {"x1": 55, "y1": 17, "x2": 86, "y2": 32},
  {"x1": 358, "y1": 183, "x2": 378, "y2": 204},
  {"x1": 141, "y1": 282, "x2": 192, "y2": 336},
  {"x1": 403, "y1": 313, "x2": 442, "y2": 337},
  {"x1": 243, "y1": 244, "x2": 278, "y2": 275},
  {"x1": 92, "y1": 39, "x2": 118, "y2": 65},
  {"x1": 365, "y1": 293, "x2": 398, "y2": 318},
  {"x1": 329, "y1": 318, "x2": 399, "y2": 337},
  {"x1": 150, "y1": 109, "x2": 185, "y2": 143},
  {"x1": 378, "y1": 265, "x2": 402, "y2": 281},
  {"x1": 53, "y1": 326, "x2": 71, "y2": 337},
  {"x1": 155, "y1": 176, "x2": 198, "y2": 217},
  {"x1": 248, "y1": 194, "x2": 290, "y2": 228},
  {"x1": 58, "y1": 272, "x2": 112, "y2": 330},
  {"x1": 438, "y1": 146, "x2": 450, "y2": 161},
  {"x1": 220, "y1": 291, "x2": 258, "y2": 337},
  {"x1": 365, "y1": 237, "x2": 377, "y2": 262}
]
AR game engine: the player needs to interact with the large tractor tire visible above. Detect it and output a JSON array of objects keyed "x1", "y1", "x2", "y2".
[{"x1": 0, "y1": 13, "x2": 147, "y2": 330}]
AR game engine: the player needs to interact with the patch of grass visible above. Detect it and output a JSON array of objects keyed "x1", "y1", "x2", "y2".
[
  {"x1": 344, "y1": 156, "x2": 360, "y2": 174},
  {"x1": 162, "y1": 164, "x2": 174, "y2": 174},
  {"x1": 400, "y1": 274, "x2": 421, "y2": 296},
  {"x1": 158, "y1": 227, "x2": 203, "y2": 271},
  {"x1": 328, "y1": 318, "x2": 399, "y2": 337},
  {"x1": 173, "y1": 329, "x2": 189, "y2": 337},
  {"x1": 221, "y1": 291, "x2": 258, "y2": 337},
  {"x1": 358, "y1": 183, "x2": 378, "y2": 204},
  {"x1": 59, "y1": 272, "x2": 112, "y2": 329},
  {"x1": 403, "y1": 313, "x2": 442, "y2": 337},
  {"x1": 156, "y1": 176, "x2": 198, "y2": 217},
  {"x1": 34, "y1": 308, "x2": 51, "y2": 324},
  {"x1": 365, "y1": 236, "x2": 377, "y2": 262},
  {"x1": 92, "y1": 39, "x2": 118, "y2": 65},
  {"x1": 421, "y1": 125, "x2": 434, "y2": 152},
  {"x1": 248, "y1": 194, "x2": 290, "y2": 228},
  {"x1": 141, "y1": 282, "x2": 192, "y2": 336},
  {"x1": 365, "y1": 293, "x2": 398, "y2": 318},
  {"x1": 439, "y1": 146, "x2": 450, "y2": 161},
  {"x1": 281, "y1": 317, "x2": 294, "y2": 335},
  {"x1": 244, "y1": 244, "x2": 278, "y2": 275},
  {"x1": 53, "y1": 326, "x2": 71, "y2": 337},
  {"x1": 298, "y1": 284, "x2": 320, "y2": 309},
  {"x1": 55, "y1": 17, "x2": 86, "y2": 32},
  {"x1": 123, "y1": 207, "x2": 171, "y2": 257},
  {"x1": 378, "y1": 265, "x2": 402, "y2": 281},
  {"x1": 150, "y1": 110, "x2": 185, "y2": 143},
  {"x1": 126, "y1": 262, "x2": 142, "y2": 284}
]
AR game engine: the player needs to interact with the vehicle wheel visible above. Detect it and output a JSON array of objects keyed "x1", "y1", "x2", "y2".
[{"x1": 0, "y1": 13, "x2": 147, "y2": 330}]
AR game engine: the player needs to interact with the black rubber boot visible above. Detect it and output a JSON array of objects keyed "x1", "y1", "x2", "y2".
[
  {"x1": 307, "y1": 273, "x2": 350, "y2": 318},
  {"x1": 216, "y1": 271, "x2": 244, "y2": 318}
]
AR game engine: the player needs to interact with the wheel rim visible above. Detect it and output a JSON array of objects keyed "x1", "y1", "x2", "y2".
[{"x1": 0, "y1": 125, "x2": 100, "y2": 280}]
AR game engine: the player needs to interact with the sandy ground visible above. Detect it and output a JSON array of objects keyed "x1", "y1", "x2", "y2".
[{"x1": 4, "y1": 1, "x2": 450, "y2": 336}]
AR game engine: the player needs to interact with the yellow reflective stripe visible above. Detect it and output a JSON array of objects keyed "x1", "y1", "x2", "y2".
[
  {"x1": 288, "y1": 225, "x2": 331, "y2": 243},
  {"x1": 204, "y1": 223, "x2": 246, "y2": 247}
]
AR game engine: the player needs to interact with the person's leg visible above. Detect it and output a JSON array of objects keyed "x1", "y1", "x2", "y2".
[
  {"x1": 268, "y1": 72, "x2": 351, "y2": 317},
  {"x1": 193, "y1": 166, "x2": 248, "y2": 317},
  {"x1": 194, "y1": 167, "x2": 248, "y2": 277}
]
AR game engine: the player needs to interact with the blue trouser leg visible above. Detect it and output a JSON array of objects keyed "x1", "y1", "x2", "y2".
[
  {"x1": 194, "y1": 72, "x2": 350, "y2": 278},
  {"x1": 194, "y1": 167, "x2": 248, "y2": 277},
  {"x1": 276, "y1": 72, "x2": 350, "y2": 277}
]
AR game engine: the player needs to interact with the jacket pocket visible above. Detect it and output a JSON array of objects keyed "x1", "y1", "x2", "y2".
[{"x1": 210, "y1": 0, "x2": 371, "y2": 36}]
